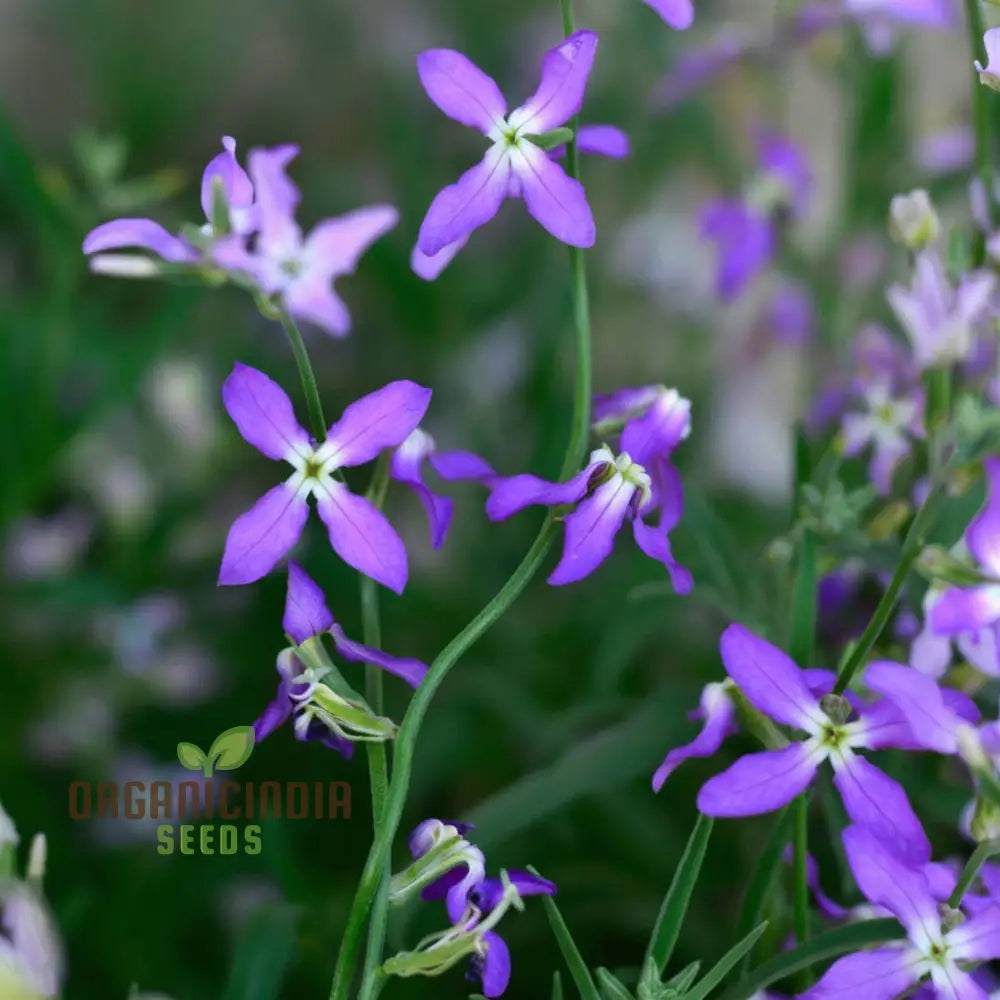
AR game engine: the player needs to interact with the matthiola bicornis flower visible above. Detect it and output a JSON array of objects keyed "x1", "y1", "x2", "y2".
[
  {"x1": 415, "y1": 31, "x2": 599, "y2": 267},
  {"x1": 803, "y1": 826, "x2": 1000, "y2": 1000},
  {"x1": 697, "y1": 624, "x2": 931, "y2": 864},
  {"x1": 887, "y1": 251, "x2": 995, "y2": 369},
  {"x1": 975, "y1": 28, "x2": 1000, "y2": 91},
  {"x1": 254, "y1": 564, "x2": 427, "y2": 756},
  {"x1": 930, "y1": 458, "x2": 1000, "y2": 637},
  {"x1": 218, "y1": 363, "x2": 430, "y2": 591},
  {"x1": 486, "y1": 386, "x2": 692, "y2": 587},
  {"x1": 213, "y1": 145, "x2": 397, "y2": 337},
  {"x1": 700, "y1": 127, "x2": 811, "y2": 302},
  {"x1": 413, "y1": 123, "x2": 627, "y2": 280},
  {"x1": 911, "y1": 586, "x2": 1000, "y2": 680}
]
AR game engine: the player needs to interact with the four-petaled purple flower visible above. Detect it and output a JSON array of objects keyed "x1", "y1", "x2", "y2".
[
  {"x1": 485, "y1": 386, "x2": 692, "y2": 587},
  {"x1": 415, "y1": 31, "x2": 600, "y2": 270},
  {"x1": 218, "y1": 363, "x2": 430, "y2": 592},
  {"x1": 697, "y1": 624, "x2": 931, "y2": 864},
  {"x1": 803, "y1": 826, "x2": 1000, "y2": 1000},
  {"x1": 254, "y1": 564, "x2": 427, "y2": 756}
]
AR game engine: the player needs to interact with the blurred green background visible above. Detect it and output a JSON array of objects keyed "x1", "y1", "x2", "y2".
[{"x1": 0, "y1": 0, "x2": 986, "y2": 997}]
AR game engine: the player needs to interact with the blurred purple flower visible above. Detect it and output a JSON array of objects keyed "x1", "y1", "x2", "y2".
[
  {"x1": 0, "y1": 884, "x2": 64, "y2": 1000},
  {"x1": 217, "y1": 363, "x2": 430, "y2": 591},
  {"x1": 641, "y1": 0, "x2": 694, "y2": 29},
  {"x1": 415, "y1": 31, "x2": 600, "y2": 265},
  {"x1": 975, "y1": 27, "x2": 1000, "y2": 90}
]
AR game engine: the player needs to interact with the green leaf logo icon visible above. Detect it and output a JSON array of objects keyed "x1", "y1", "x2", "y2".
[{"x1": 177, "y1": 725, "x2": 255, "y2": 777}]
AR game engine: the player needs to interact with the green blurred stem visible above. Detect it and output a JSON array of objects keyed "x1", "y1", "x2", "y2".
[
  {"x1": 966, "y1": 0, "x2": 996, "y2": 227},
  {"x1": 947, "y1": 838, "x2": 1000, "y2": 908},
  {"x1": 277, "y1": 307, "x2": 327, "y2": 441},
  {"x1": 792, "y1": 796, "x2": 809, "y2": 946}
]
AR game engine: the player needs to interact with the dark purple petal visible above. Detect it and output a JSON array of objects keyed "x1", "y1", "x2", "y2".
[
  {"x1": 755, "y1": 126, "x2": 811, "y2": 215},
  {"x1": 718, "y1": 624, "x2": 823, "y2": 730},
  {"x1": 330, "y1": 624, "x2": 427, "y2": 688},
  {"x1": 218, "y1": 484, "x2": 309, "y2": 585},
  {"x1": 948, "y1": 905, "x2": 1000, "y2": 962},
  {"x1": 477, "y1": 931, "x2": 511, "y2": 998},
  {"x1": 431, "y1": 450, "x2": 497, "y2": 482},
  {"x1": 222, "y1": 363, "x2": 310, "y2": 461},
  {"x1": 620, "y1": 389, "x2": 691, "y2": 467},
  {"x1": 283, "y1": 562, "x2": 334, "y2": 644},
  {"x1": 547, "y1": 475, "x2": 633, "y2": 585},
  {"x1": 841, "y1": 825, "x2": 940, "y2": 941},
  {"x1": 863, "y1": 661, "x2": 959, "y2": 753},
  {"x1": 485, "y1": 464, "x2": 597, "y2": 521},
  {"x1": 696, "y1": 743, "x2": 820, "y2": 816},
  {"x1": 509, "y1": 31, "x2": 599, "y2": 134},
  {"x1": 511, "y1": 143, "x2": 595, "y2": 248},
  {"x1": 323, "y1": 381, "x2": 432, "y2": 468},
  {"x1": 700, "y1": 199, "x2": 775, "y2": 302},
  {"x1": 833, "y1": 757, "x2": 930, "y2": 866},
  {"x1": 641, "y1": 0, "x2": 694, "y2": 29},
  {"x1": 929, "y1": 586, "x2": 1000, "y2": 635},
  {"x1": 315, "y1": 482, "x2": 408, "y2": 594},
  {"x1": 297, "y1": 715, "x2": 354, "y2": 757},
  {"x1": 200, "y1": 136, "x2": 254, "y2": 226},
  {"x1": 652, "y1": 683, "x2": 735, "y2": 791},
  {"x1": 416, "y1": 49, "x2": 507, "y2": 134},
  {"x1": 632, "y1": 518, "x2": 693, "y2": 594},
  {"x1": 417, "y1": 149, "x2": 512, "y2": 257},
  {"x1": 253, "y1": 686, "x2": 293, "y2": 741},
  {"x1": 391, "y1": 431, "x2": 454, "y2": 549},
  {"x1": 82, "y1": 218, "x2": 197, "y2": 262},
  {"x1": 967, "y1": 456, "x2": 1000, "y2": 576},
  {"x1": 802, "y1": 947, "x2": 918, "y2": 1000}
]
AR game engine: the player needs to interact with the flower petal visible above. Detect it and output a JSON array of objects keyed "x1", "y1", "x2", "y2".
[
  {"x1": 478, "y1": 931, "x2": 511, "y2": 998},
  {"x1": 485, "y1": 464, "x2": 596, "y2": 521},
  {"x1": 620, "y1": 389, "x2": 691, "y2": 466},
  {"x1": 632, "y1": 517, "x2": 693, "y2": 594},
  {"x1": 390, "y1": 431, "x2": 454, "y2": 549},
  {"x1": 222, "y1": 363, "x2": 311, "y2": 461},
  {"x1": 330, "y1": 624, "x2": 427, "y2": 688},
  {"x1": 841, "y1": 825, "x2": 940, "y2": 941},
  {"x1": 411, "y1": 235, "x2": 468, "y2": 281},
  {"x1": 511, "y1": 142, "x2": 595, "y2": 248},
  {"x1": 283, "y1": 278, "x2": 352, "y2": 337},
  {"x1": 508, "y1": 31, "x2": 599, "y2": 134},
  {"x1": 575, "y1": 124, "x2": 629, "y2": 159},
  {"x1": 416, "y1": 49, "x2": 507, "y2": 134},
  {"x1": 967, "y1": 456, "x2": 1000, "y2": 576},
  {"x1": 863, "y1": 661, "x2": 960, "y2": 753},
  {"x1": 642, "y1": 0, "x2": 695, "y2": 29},
  {"x1": 947, "y1": 905, "x2": 1000, "y2": 962},
  {"x1": 696, "y1": 743, "x2": 820, "y2": 817},
  {"x1": 200, "y1": 135, "x2": 254, "y2": 227},
  {"x1": 431, "y1": 450, "x2": 497, "y2": 482},
  {"x1": 248, "y1": 144, "x2": 302, "y2": 259},
  {"x1": 322, "y1": 381, "x2": 433, "y2": 469},
  {"x1": 218, "y1": 483, "x2": 309, "y2": 585},
  {"x1": 283, "y1": 562, "x2": 334, "y2": 644},
  {"x1": 718, "y1": 623, "x2": 823, "y2": 730},
  {"x1": 652, "y1": 682, "x2": 734, "y2": 791},
  {"x1": 82, "y1": 218, "x2": 197, "y2": 262},
  {"x1": 301, "y1": 205, "x2": 398, "y2": 279},
  {"x1": 833, "y1": 756, "x2": 930, "y2": 866},
  {"x1": 417, "y1": 148, "x2": 512, "y2": 256},
  {"x1": 700, "y1": 199, "x2": 774, "y2": 302},
  {"x1": 315, "y1": 481, "x2": 408, "y2": 593},
  {"x1": 547, "y1": 474, "x2": 633, "y2": 585},
  {"x1": 929, "y1": 966, "x2": 989, "y2": 1000},
  {"x1": 929, "y1": 585, "x2": 1000, "y2": 635},
  {"x1": 253, "y1": 686, "x2": 293, "y2": 742},
  {"x1": 802, "y1": 947, "x2": 918, "y2": 1000}
]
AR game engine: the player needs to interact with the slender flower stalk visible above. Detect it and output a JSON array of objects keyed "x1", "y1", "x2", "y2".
[
  {"x1": 966, "y1": 0, "x2": 996, "y2": 230},
  {"x1": 277, "y1": 305, "x2": 328, "y2": 443}
]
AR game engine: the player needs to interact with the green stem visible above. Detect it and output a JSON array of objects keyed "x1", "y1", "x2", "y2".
[
  {"x1": 947, "y1": 838, "x2": 1000, "y2": 908},
  {"x1": 832, "y1": 485, "x2": 942, "y2": 695},
  {"x1": 277, "y1": 307, "x2": 327, "y2": 442},
  {"x1": 966, "y1": 0, "x2": 996, "y2": 229},
  {"x1": 792, "y1": 795, "x2": 809, "y2": 946}
]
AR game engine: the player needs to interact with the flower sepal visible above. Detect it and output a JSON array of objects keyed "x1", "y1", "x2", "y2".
[
  {"x1": 389, "y1": 825, "x2": 479, "y2": 907},
  {"x1": 523, "y1": 127, "x2": 575, "y2": 152},
  {"x1": 297, "y1": 685, "x2": 397, "y2": 745}
]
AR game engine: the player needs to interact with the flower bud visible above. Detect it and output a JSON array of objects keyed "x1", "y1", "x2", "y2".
[
  {"x1": 888, "y1": 189, "x2": 939, "y2": 250},
  {"x1": 88, "y1": 254, "x2": 161, "y2": 278},
  {"x1": 819, "y1": 693, "x2": 851, "y2": 725}
]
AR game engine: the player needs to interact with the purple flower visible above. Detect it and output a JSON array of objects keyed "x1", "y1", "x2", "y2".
[
  {"x1": 413, "y1": 123, "x2": 627, "y2": 280},
  {"x1": 213, "y1": 145, "x2": 397, "y2": 337},
  {"x1": 697, "y1": 624, "x2": 931, "y2": 864},
  {"x1": 254, "y1": 564, "x2": 427, "y2": 756},
  {"x1": 486, "y1": 387, "x2": 692, "y2": 587},
  {"x1": 641, "y1": 0, "x2": 694, "y2": 29},
  {"x1": 803, "y1": 826, "x2": 1000, "y2": 1000},
  {"x1": 975, "y1": 28, "x2": 1000, "y2": 90},
  {"x1": 415, "y1": 31, "x2": 599, "y2": 265},
  {"x1": 911, "y1": 588, "x2": 1000, "y2": 680},
  {"x1": 82, "y1": 136, "x2": 253, "y2": 270},
  {"x1": 887, "y1": 252, "x2": 995, "y2": 369},
  {"x1": 652, "y1": 681, "x2": 736, "y2": 791},
  {"x1": 930, "y1": 458, "x2": 1000, "y2": 636},
  {"x1": 217, "y1": 363, "x2": 430, "y2": 591}
]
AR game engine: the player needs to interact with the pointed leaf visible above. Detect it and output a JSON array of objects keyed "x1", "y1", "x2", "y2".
[
  {"x1": 683, "y1": 922, "x2": 768, "y2": 1000},
  {"x1": 532, "y1": 866, "x2": 599, "y2": 1000},
  {"x1": 596, "y1": 968, "x2": 634, "y2": 1000},
  {"x1": 552, "y1": 971, "x2": 564, "y2": 1000},
  {"x1": 176, "y1": 742, "x2": 207, "y2": 771},
  {"x1": 663, "y1": 961, "x2": 700, "y2": 994},
  {"x1": 209, "y1": 725, "x2": 256, "y2": 771},
  {"x1": 221, "y1": 903, "x2": 301, "y2": 1000},
  {"x1": 644, "y1": 813, "x2": 713, "y2": 975}
]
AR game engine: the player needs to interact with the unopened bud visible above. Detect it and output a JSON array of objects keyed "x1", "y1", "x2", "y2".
[
  {"x1": 89, "y1": 253, "x2": 160, "y2": 278},
  {"x1": 889, "y1": 190, "x2": 939, "y2": 250},
  {"x1": 26, "y1": 834, "x2": 46, "y2": 887},
  {"x1": 937, "y1": 902, "x2": 966, "y2": 932},
  {"x1": 820, "y1": 693, "x2": 851, "y2": 725}
]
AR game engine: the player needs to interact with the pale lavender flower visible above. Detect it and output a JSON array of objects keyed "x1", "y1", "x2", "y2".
[
  {"x1": 911, "y1": 588, "x2": 1000, "y2": 680},
  {"x1": 217, "y1": 363, "x2": 430, "y2": 591},
  {"x1": 82, "y1": 136, "x2": 252, "y2": 269},
  {"x1": 254, "y1": 564, "x2": 427, "y2": 756},
  {"x1": 802, "y1": 826, "x2": 1000, "y2": 1000},
  {"x1": 214, "y1": 145, "x2": 397, "y2": 337},
  {"x1": 975, "y1": 28, "x2": 1000, "y2": 91},
  {"x1": 0, "y1": 884, "x2": 64, "y2": 1000},
  {"x1": 887, "y1": 251, "x2": 995, "y2": 369},
  {"x1": 485, "y1": 387, "x2": 692, "y2": 588},
  {"x1": 697, "y1": 624, "x2": 931, "y2": 864},
  {"x1": 641, "y1": 0, "x2": 694, "y2": 29},
  {"x1": 415, "y1": 31, "x2": 599, "y2": 265},
  {"x1": 765, "y1": 281, "x2": 815, "y2": 345},
  {"x1": 930, "y1": 458, "x2": 1000, "y2": 636}
]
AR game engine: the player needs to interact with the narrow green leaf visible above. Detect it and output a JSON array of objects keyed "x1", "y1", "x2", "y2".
[
  {"x1": 533, "y1": 868, "x2": 600, "y2": 1000},
  {"x1": 221, "y1": 904, "x2": 300, "y2": 1000},
  {"x1": 735, "y1": 806, "x2": 794, "y2": 941},
  {"x1": 684, "y1": 922, "x2": 768, "y2": 1000},
  {"x1": 644, "y1": 812, "x2": 713, "y2": 975},
  {"x1": 552, "y1": 970, "x2": 564, "y2": 1000},
  {"x1": 948, "y1": 838, "x2": 1000, "y2": 908},
  {"x1": 596, "y1": 968, "x2": 634, "y2": 1000},
  {"x1": 718, "y1": 919, "x2": 902, "y2": 1000},
  {"x1": 663, "y1": 961, "x2": 700, "y2": 993}
]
